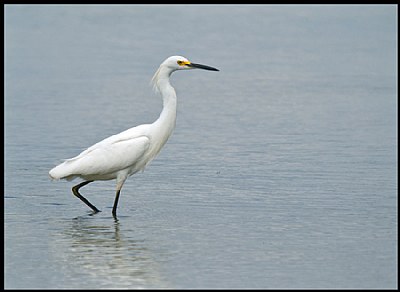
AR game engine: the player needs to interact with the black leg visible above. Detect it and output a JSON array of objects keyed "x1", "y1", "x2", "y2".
[
  {"x1": 72, "y1": 180, "x2": 100, "y2": 213},
  {"x1": 112, "y1": 189, "x2": 121, "y2": 217}
]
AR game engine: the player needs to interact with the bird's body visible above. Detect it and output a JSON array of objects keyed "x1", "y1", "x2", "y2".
[{"x1": 49, "y1": 56, "x2": 218, "y2": 217}]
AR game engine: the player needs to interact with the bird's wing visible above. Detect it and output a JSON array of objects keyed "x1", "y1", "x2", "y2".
[
  {"x1": 53, "y1": 133, "x2": 150, "y2": 179},
  {"x1": 50, "y1": 124, "x2": 153, "y2": 180},
  {"x1": 71, "y1": 124, "x2": 150, "y2": 160},
  {"x1": 70, "y1": 135, "x2": 151, "y2": 176}
]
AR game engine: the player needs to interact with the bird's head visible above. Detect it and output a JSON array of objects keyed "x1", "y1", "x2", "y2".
[
  {"x1": 151, "y1": 56, "x2": 219, "y2": 92},
  {"x1": 161, "y1": 55, "x2": 219, "y2": 72}
]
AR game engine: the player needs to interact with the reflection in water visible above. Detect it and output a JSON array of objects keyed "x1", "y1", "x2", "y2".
[{"x1": 51, "y1": 215, "x2": 169, "y2": 289}]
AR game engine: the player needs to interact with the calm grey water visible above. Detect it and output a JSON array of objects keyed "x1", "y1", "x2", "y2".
[{"x1": 5, "y1": 5, "x2": 397, "y2": 289}]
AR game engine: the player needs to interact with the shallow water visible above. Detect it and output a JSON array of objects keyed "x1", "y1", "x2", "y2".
[{"x1": 5, "y1": 5, "x2": 397, "y2": 288}]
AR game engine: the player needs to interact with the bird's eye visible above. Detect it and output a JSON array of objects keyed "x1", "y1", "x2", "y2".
[{"x1": 177, "y1": 60, "x2": 183, "y2": 66}]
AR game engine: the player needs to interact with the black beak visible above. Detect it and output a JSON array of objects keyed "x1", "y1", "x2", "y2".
[{"x1": 188, "y1": 62, "x2": 219, "y2": 71}]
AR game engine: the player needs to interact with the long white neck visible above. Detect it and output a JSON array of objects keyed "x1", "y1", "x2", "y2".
[{"x1": 152, "y1": 66, "x2": 177, "y2": 139}]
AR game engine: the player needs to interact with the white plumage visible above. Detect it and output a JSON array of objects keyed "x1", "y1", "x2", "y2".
[
  {"x1": 49, "y1": 55, "x2": 218, "y2": 217},
  {"x1": 50, "y1": 125, "x2": 151, "y2": 181}
]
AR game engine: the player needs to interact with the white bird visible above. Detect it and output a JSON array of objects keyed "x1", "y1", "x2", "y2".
[{"x1": 49, "y1": 56, "x2": 219, "y2": 217}]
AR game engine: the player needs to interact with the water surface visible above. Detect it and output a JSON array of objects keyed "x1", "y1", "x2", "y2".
[{"x1": 5, "y1": 4, "x2": 397, "y2": 288}]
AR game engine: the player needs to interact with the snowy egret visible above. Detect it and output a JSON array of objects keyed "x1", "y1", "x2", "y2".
[{"x1": 49, "y1": 56, "x2": 219, "y2": 217}]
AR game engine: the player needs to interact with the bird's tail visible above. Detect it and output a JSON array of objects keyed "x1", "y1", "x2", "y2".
[{"x1": 49, "y1": 161, "x2": 77, "y2": 181}]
